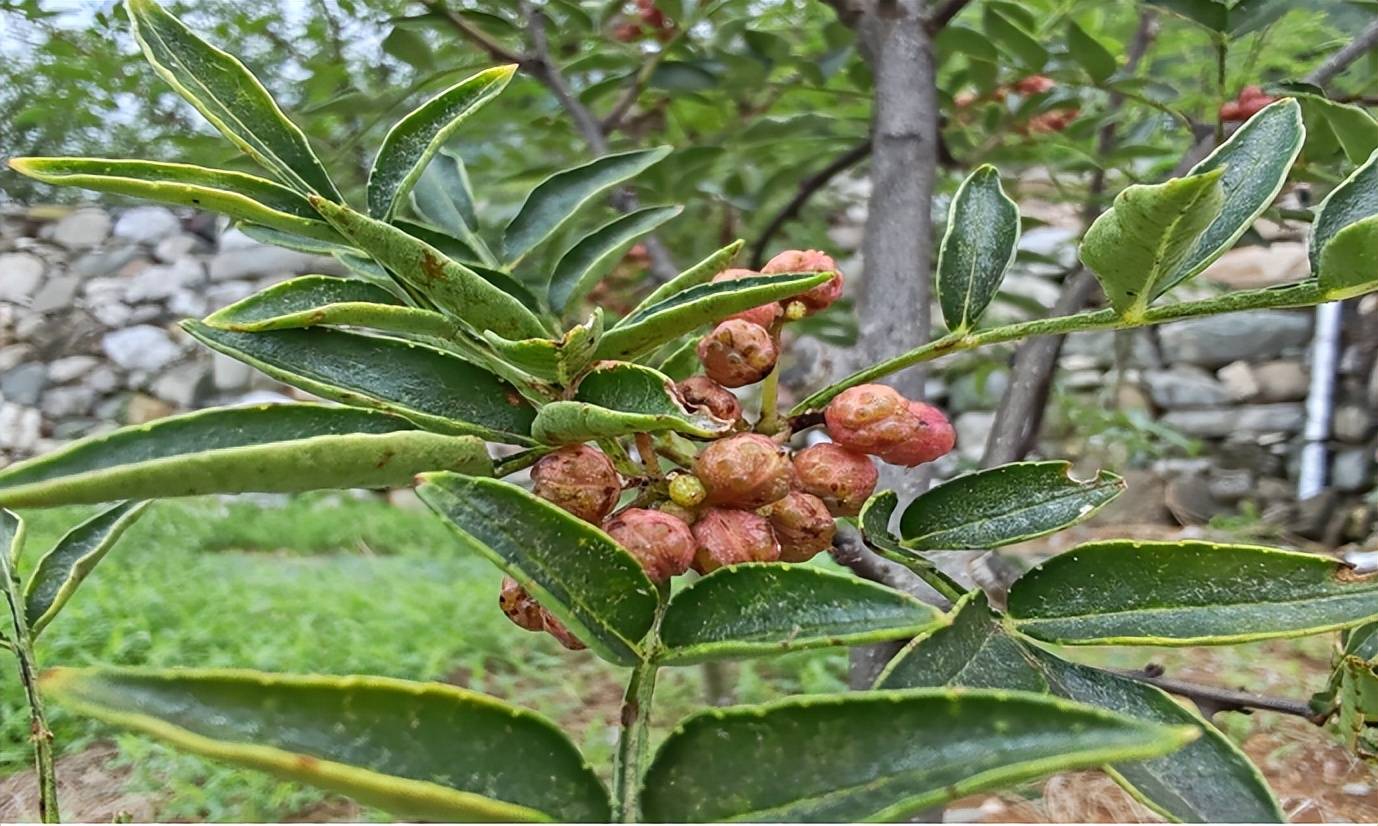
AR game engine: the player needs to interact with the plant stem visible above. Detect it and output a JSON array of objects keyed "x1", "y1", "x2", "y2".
[
  {"x1": 792, "y1": 281, "x2": 1328, "y2": 414},
  {"x1": 1110, "y1": 665, "x2": 1324, "y2": 722},
  {"x1": 757, "y1": 360, "x2": 783, "y2": 435},
  {"x1": 493, "y1": 447, "x2": 552, "y2": 477},
  {"x1": 0, "y1": 551, "x2": 59, "y2": 823},
  {"x1": 1214, "y1": 35, "x2": 1228, "y2": 145},
  {"x1": 633, "y1": 433, "x2": 661, "y2": 478},
  {"x1": 612, "y1": 661, "x2": 659, "y2": 822}
]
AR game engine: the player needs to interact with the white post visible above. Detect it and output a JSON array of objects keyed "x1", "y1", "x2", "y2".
[{"x1": 1298, "y1": 301, "x2": 1343, "y2": 499}]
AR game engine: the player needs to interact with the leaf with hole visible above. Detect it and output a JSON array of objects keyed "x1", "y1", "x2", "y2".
[
  {"x1": 1008, "y1": 540, "x2": 1378, "y2": 645},
  {"x1": 531, "y1": 361, "x2": 733, "y2": 444},
  {"x1": 655, "y1": 564, "x2": 945, "y2": 665},
  {"x1": 415, "y1": 474, "x2": 658, "y2": 666},
  {"x1": 43, "y1": 667, "x2": 610, "y2": 821},
  {"x1": 0, "y1": 404, "x2": 492, "y2": 508},
  {"x1": 936, "y1": 165, "x2": 1020, "y2": 333}
]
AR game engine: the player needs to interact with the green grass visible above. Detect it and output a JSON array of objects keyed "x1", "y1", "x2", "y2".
[{"x1": 0, "y1": 494, "x2": 847, "y2": 821}]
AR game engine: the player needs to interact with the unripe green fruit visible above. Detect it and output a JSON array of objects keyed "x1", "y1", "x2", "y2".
[
  {"x1": 823, "y1": 383, "x2": 919, "y2": 455},
  {"x1": 531, "y1": 444, "x2": 621, "y2": 523},
  {"x1": 675, "y1": 376, "x2": 742, "y2": 423},
  {"x1": 766, "y1": 491, "x2": 836, "y2": 562},
  {"x1": 713, "y1": 267, "x2": 782, "y2": 328},
  {"x1": 876, "y1": 401, "x2": 956, "y2": 467},
  {"x1": 694, "y1": 433, "x2": 792, "y2": 508},
  {"x1": 603, "y1": 507, "x2": 696, "y2": 583},
  {"x1": 669, "y1": 473, "x2": 707, "y2": 507},
  {"x1": 762, "y1": 249, "x2": 844, "y2": 313},
  {"x1": 792, "y1": 442, "x2": 878, "y2": 517},
  {"x1": 691, "y1": 507, "x2": 781, "y2": 573},
  {"x1": 697, "y1": 319, "x2": 777, "y2": 388},
  {"x1": 783, "y1": 300, "x2": 808, "y2": 321}
]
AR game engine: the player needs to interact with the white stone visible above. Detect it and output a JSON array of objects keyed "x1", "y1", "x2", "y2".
[
  {"x1": 1335, "y1": 404, "x2": 1375, "y2": 443},
  {"x1": 1017, "y1": 225, "x2": 1079, "y2": 270},
  {"x1": 113, "y1": 206, "x2": 181, "y2": 244},
  {"x1": 125, "y1": 257, "x2": 206, "y2": 302},
  {"x1": 101, "y1": 325, "x2": 182, "y2": 371},
  {"x1": 954, "y1": 411, "x2": 996, "y2": 461},
  {"x1": 1158, "y1": 312, "x2": 1313, "y2": 367},
  {"x1": 1251, "y1": 360, "x2": 1309, "y2": 402},
  {"x1": 150, "y1": 362, "x2": 207, "y2": 408},
  {"x1": 211, "y1": 352, "x2": 254, "y2": 391},
  {"x1": 85, "y1": 366, "x2": 120, "y2": 394},
  {"x1": 48, "y1": 355, "x2": 100, "y2": 383},
  {"x1": 1331, "y1": 448, "x2": 1374, "y2": 492},
  {"x1": 90, "y1": 301, "x2": 133, "y2": 328},
  {"x1": 51, "y1": 207, "x2": 112, "y2": 250},
  {"x1": 0, "y1": 403, "x2": 41, "y2": 451},
  {"x1": 28, "y1": 276, "x2": 80, "y2": 313},
  {"x1": 1161, "y1": 403, "x2": 1306, "y2": 438},
  {"x1": 1216, "y1": 361, "x2": 1260, "y2": 401},
  {"x1": 0, "y1": 345, "x2": 34, "y2": 373},
  {"x1": 154, "y1": 233, "x2": 204, "y2": 263},
  {"x1": 41, "y1": 385, "x2": 96, "y2": 418},
  {"x1": 1144, "y1": 367, "x2": 1228, "y2": 408},
  {"x1": 0, "y1": 252, "x2": 45, "y2": 302},
  {"x1": 209, "y1": 228, "x2": 318, "y2": 281},
  {"x1": 167, "y1": 289, "x2": 208, "y2": 318},
  {"x1": 1200, "y1": 242, "x2": 1309, "y2": 289}
]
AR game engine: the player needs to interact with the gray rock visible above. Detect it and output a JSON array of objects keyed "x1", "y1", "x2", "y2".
[
  {"x1": 1, "y1": 363, "x2": 47, "y2": 405},
  {"x1": 28, "y1": 276, "x2": 80, "y2": 313},
  {"x1": 1161, "y1": 403, "x2": 1307, "y2": 438},
  {"x1": 90, "y1": 301, "x2": 133, "y2": 328},
  {"x1": 48, "y1": 355, "x2": 99, "y2": 383},
  {"x1": 0, "y1": 403, "x2": 41, "y2": 451},
  {"x1": 1158, "y1": 311, "x2": 1313, "y2": 367},
  {"x1": 71, "y1": 245, "x2": 140, "y2": 279},
  {"x1": 1017, "y1": 226, "x2": 1079, "y2": 270},
  {"x1": 1331, "y1": 448, "x2": 1374, "y2": 492},
  {"x1": 0, "y1": 252, "x2": 45, "y2": 302},
  {"x1": 127, "y1": 304, "x2": 165, "y2": 324},
  {"x1": 1144, "y1": 366, "x2": 1228, "y2": 408},
  {"x1": 1334, "y1": 404, "x2": 1375, "y2": 443},
  {"x1": 41, "y1": 385, "x2": 96, "y2": 418},
  {"x1": 150, "y1": 362, "x2": 208, "y2": 408},
  {"x1": 1252, "y1": 360, "x2": 1309, "y2": 402},
  {"x1": 204, "y1": 280, "x2": 258, "y2": 309},
  {"x1": 1061, "y1": 330, "x2": 1159, "y2": 369},
  {"x1": 85, "y1": 366, "x2": 120, "y2": 394},
  {"x1": 211, "y1": 352, "x2": 254, "y2": 391},
  {"x1": 125, "y1": 257, "x2": 205, "y2": 302},
  {"x1": 1207, "y1": 468, "x2": 1254, "y2": 503},
  {"x1": 954, "y1": 411, "x2": 995, "y2": 461},
  {"x1": 51, "y1": 207, "x2": 112, "y2": 250},
  {"x1": 154, "y1": 233, "x2": 205, "y2": 263},
  {"x1": 209, "y1": 228, "x2": 318, "y2": 281},
  {"x1": 167, "y1": 289, "x2": 208, "y2": 318},
  {"x1": 1199, "y1": 241, "x2": 1309, "y2": 289},
  {"x1": 113, "y1": 206, "x2": 181, "y2": 244},
  {"x1": 1216, "y1": 361, "x2": 1260, "y2": 401},
  {"x1": 101, "y1": 325, "x2": 182, "y2": 371},
  {"x1": 0, "y1": 345, "x2": 34, "y2": 373}
]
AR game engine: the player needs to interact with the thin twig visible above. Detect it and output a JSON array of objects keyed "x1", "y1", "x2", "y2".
[
  {"x1": 1, "y1": 550, "x2": 59, "y2": 822},
  {"x1": 422, "y1": 0, "x2": 525, "y2": 65},
  {"x1": 925, "y1": 0, "x2": 973, "y2": 33},
  {"x1": 1306, "y1": 19, "x2": 1378, "y2": 86},
  {"x1": 1111, "y1": 665, "x2": 1325, "y2": 722},
  {"x1": 749, "y1": 142, "x2": 872, "y2": 268}
]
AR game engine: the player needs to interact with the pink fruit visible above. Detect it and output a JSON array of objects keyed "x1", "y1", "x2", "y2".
[
  {"x1": 823, "y1": 384, "x2": 919, "y2": 455},
  {"x1": 694, "y1": 433, "x2": 793, "y2": 508},
  {"x1": 603, "y1": 507, "x2": 696, "y2": 583},
  {"x1": 676, "y1": 376, "x2": 742, "y2": 423},
  {"x1": 767, "y1": 491, "x2": 836, "y2": 562},
  {"x1": 761, "y1": 249, "x2": 844, "y2": 313},
  {"x1": 876, "y1": 401, "x2": 956, "y2": 467},
  {"x1": 792, "y1": 443, "x2": 878, "y2": 517},
  {"x1": 531, "y1": 444, "x2": 621, "y2": 524},
  {"x1": 691, "y1": 507, "x2": 781, "y2": 573},
  {"x1": 697, "y1": 319, "x2": 778, "y2": 388}
]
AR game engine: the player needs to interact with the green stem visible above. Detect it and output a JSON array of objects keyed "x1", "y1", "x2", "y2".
[
  {"x1": 1215, "y1": 35, "x2": 1228, "y2": 145},
  {"x1": 791, "y1": 281, "x2": 1328, "y2": 414},
  {"x1": 0, "y1": 552, "x2": 59, "y2": 823},
  {"x1": 757, "y1": 360, "x2": 783, "y2": 435},
  {"x1": 493, "y1": 447, "x2": 553, "y2": 477},
  {"x1": 612, "y1": 661, "x2": 659, "y2": 822}
]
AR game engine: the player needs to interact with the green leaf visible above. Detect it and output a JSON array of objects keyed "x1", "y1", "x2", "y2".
[
  {"x1": 1066, "y1": 20, "x2": 1116, "y2": 83},
  {"x1": 8, "y1": 158, "x2": 342, "y2": 243},
  {"x1": 1147, "y1": 0, "x2": 1228, "y2": 31},
  {"x1": 0, "y1": 404, "x2": 493, "y2": 508},
  {"x1": 126, "y1": 0, "x2": 340, "y2": 199},
  {"x1": 530, "y1": 361, "x2": 734, "y2": 444},
  {"x1": 0, "y1": 509, "x2": 23, "y2": 572},
  {"x1": 1295, "y1": 93, "x2": 1378, "y2": 165},
  {"x1": 1080, "y1": 168, "x2": 1225, "y2": 317},
  {"x1": 982, "y1": 7, "x2": 1046, "y2": 70},
  {"x1": 898, "y1": 461, "x2": 1124, "y2": 550},
  {"x1": 1008, "y1": 540, "x2": 1378, "y2": 645},
  {"x1": 503, "y1": 147, "x2": 671, "y2": 264},
  {"x1": 1312, "y1": 150, "x2": 1378, "y2": 281},
  {"x1": 878, "y1": 593, "x2": 1284, "y2": 823},
  {"x1": 204, "y1": 275, "x2": 458, "y2": 338},
  {"x1": 235, "y1": 223, "x2": 358, "y2": 256},
  {"x1": 936, "y1": 165, "x2": 1020, "y2": 333},
  {"x1": 309, "y1": 199, "x2": 546, "y2": 340},
  {"x1": 24, "y1": 501, "x2": 147, "y2": 637},
  {"x1": 622, "y1": 239, "x2": 744, "y2": 322},
  {"x1": 655, "y1": 564, "x2": 945, "y2": 665},
  {"x1": 549, "y1": 206, "x2": 682, "y2": 312},
  {"x1": 640, "y1": 689, "x2": 1196, "y2": 822},
  {"x1": 596, "y1": 272, "x2": 830, "y2": 361},
  {"x1": 483, "y1": 311, "x2": 603, "y2": 385},
  {"x1": 857, "y1": 491, "x2": 967, "y2": 598},
  {"x1": 42, "y1": 667, "x2": 610, "y2": 822},
  {"x1": 367, "y1": 65, "x2": 515, "y2": 220},
  {"x1": 415, "y1": 474, "x2": 658, "y2": 666},
  {"x1": 184, "y1": 323, "x2": 537, "y2": 444},
  {"x1": 1158, "y1": 99, "x2": 1305, "y2": 296},
  {"x1": 393, "y1": 217, "x2": 489, "y2": 267},
  {"x1": 1317, "y1": 216, "x2": 1378, "y2": 300},
  {"x1": 410, "y1": 151, "x2": 488, "y2": 263}
]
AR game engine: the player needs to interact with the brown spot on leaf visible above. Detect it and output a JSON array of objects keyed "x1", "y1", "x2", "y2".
[
  {"x1": 420, "y1": 252, "x2": 446, "y2": 282},
  {"x1": 294, "y1": 754, "x2": 321, "y2": 772},
  {"x1": 375, "y1": 449, "x2": 396, "y2": 469},
  {"x1": 505, "y1": 390, "x2": 523, "y2": 407}
]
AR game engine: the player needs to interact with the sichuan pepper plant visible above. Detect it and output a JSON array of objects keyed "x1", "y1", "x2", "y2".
[{"x1": 5, "y1": 2, "x2": 1378, "y2": 822}]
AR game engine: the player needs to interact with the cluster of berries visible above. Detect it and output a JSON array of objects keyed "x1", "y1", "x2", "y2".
[
  {"x1": 498, "y1": 251, "x2": 955, "y2": 650},
  {"x1": 611, "y1": 0, "x2": 675, "y2": 43},
  {"x1": 1219, "y1": 85, "x2": 1275, "y2": 123},
  {"x1": 953, "y1": 75, "x2": 1079, "y2": 135}
]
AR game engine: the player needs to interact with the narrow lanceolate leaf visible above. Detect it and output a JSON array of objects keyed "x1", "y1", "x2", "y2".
[
  {"x1": 126, "y1": 0, "x2": 340, "y2": 199},
  {"x1": 8, "y1": 158, "x2": 341, "y2": 243},
  {"x1": 621, "y1": 239, "x2": 744, "y2": 323},
  {"x1": 1066, "y1": 20, "x2": 1116, "y2": 83},
  {"x1": 877, "y1": 593, "x2": 1284, "y2": 823},
  {"x1": 310, "y1": 199, "x2": 546, "y2": 340},
  {"x1": 899, "y1": 461, "x2": 1124, "y2": 550},
  {"x1": 503, "y1": 147, "x2": 671, "y2": 264},
  {"x1": 655, "y1": 564, "x2": 945, "y2": 665},
  {"x1": 936, "y1": 165, "x2": 1020, "y2": 333},
  {"x1": 1161, "y1": 98, "x2": 1305, "y2": 295},
  {"x1": 235, "y1": 223, "x2": 357, "y2": 256},
  {"x1": 1081, "y1": 168, "x2": 1225, "y2": 317},
  {"x1": 530, "y1": 361, "x2": 733, "y2": 444},
  {"x1": 548, "y1": 206, "x2": 682, "y2": 312},
  {"x1": 367, "y1": 65, "x2": 515, "y2": 220},
  {"x1": 857, "y1": 491, "x2": 967, "y2": 597},
  {"x1": 410, "y1": 151, "x2": 490, "y2": 265},
  {"x1": 0, "y1": 405, "x2": 493, "y2": 508},
  {"x1": 596, "y1": 272, "x2": 829, "y2": 361},
  {"x1": 1008, "y1": 540, "x2": 1378, "y2": 645},
  {"x1": 415, "y1": 474, "x2": 658, "y2": 666},
  {"x1": 184, "y1": 323, "x2": 536, "y2": 444},
  {"x1": 483, "y1": 311, "x2": 602, "y2": 385},
  {"x1": 43, "y1": 667, "x2": 610, "y2": 822},
  {"x1": 640, "y1": 689, "x2": 1195, "y2": 822},
  {"x1": 204, "y1": 275, "x2": 457, "y2": 339},
  {"x1": 1312, "y1": 150, "x2": 1378, "y2": 295},
  {"x1": 24, "y1": 501, "x2": 148, "y2": 637}
]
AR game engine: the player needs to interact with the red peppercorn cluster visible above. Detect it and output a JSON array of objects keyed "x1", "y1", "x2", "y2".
[{"x1": 497, "y1": 250, "x2": 956, "y2": 648}]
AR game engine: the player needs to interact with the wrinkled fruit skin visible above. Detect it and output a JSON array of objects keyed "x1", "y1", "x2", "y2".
[
  {"x1": 692, "y1": 507, "x2": 781, "y2": 573},
  {"x1": 676, "y1": 375, "x2": 742, "y2": 423},
  {"x1": 542, "y1": 611, "x2": 586, "y2": 651},
  {"x1": 697, "y1": 319, "x2": 777, "y2": 388},
  {"x1": 603, "y1": 507, "x2": 696, "y2": 583},
  {"x1": 499, "y1": 576, "x2": 545, "y2": 632},
  {"x1": 695, "y1": 433, "x2": 793, "y2": 508},
  {"x1": 713, "y1": 268, "x2": 782, "y2": 328},
  {"x1": 792, "y1": 443, "x2": 878, "y2": 517},
  {"x1": 823, "y1": 384, "x2": 917, "y2": 455},
  {"x1": 877, "y1": 401, "x2": 956, "y2": 467},
  {"x1": 767, "y1": 491, "x2": 836, "y2": 562},
  {"x1": 531, "y1": 444, "x2": 621, "y2": 523},
  {"x1": 762, "y1": 249, "x2": 844, "y2": 313}
]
